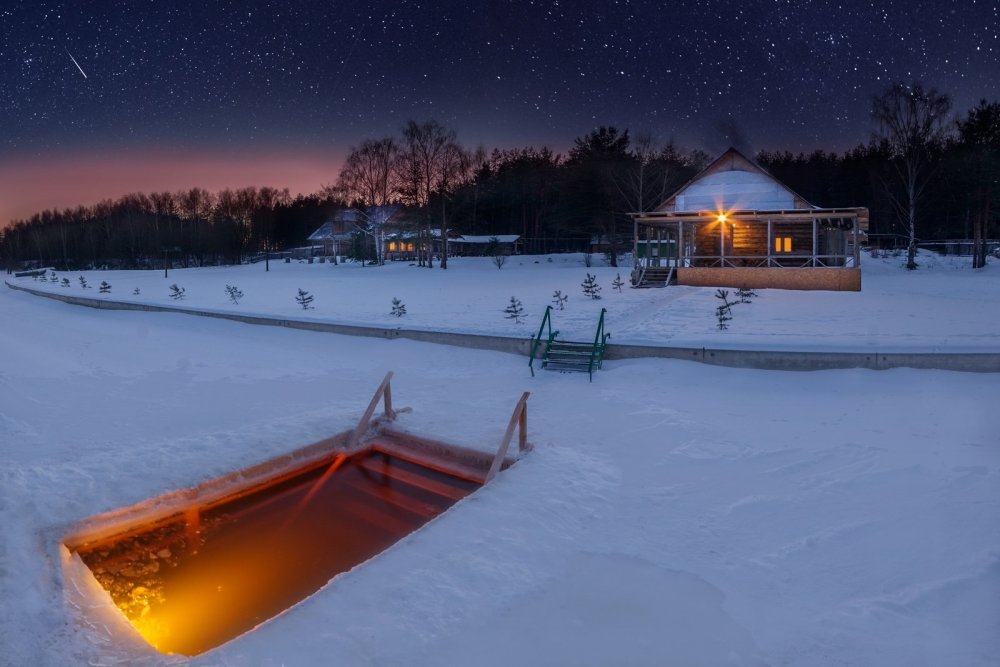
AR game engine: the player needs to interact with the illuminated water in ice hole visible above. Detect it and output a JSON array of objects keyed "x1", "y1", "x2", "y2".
[{"x1": 75, "y1": 449, "x2": 480, "y2": 656}]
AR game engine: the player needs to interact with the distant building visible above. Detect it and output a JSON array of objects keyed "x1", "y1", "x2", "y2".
[
  {"x1": 308, "y1": 205, "x2": 408, "y2": 259},
  {"x1": 448, "y1": 235, "x2": 522, "y2": 256},
  {"x1": 630, "y1": 148, "x2": 869, "y2": 291}
]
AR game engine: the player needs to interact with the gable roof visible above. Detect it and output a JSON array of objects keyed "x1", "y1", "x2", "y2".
[
  {"x1": 654, "y1": 147, "x2": 815, "y2": 213},
  {"x1": 307, "y1": 205, "x2": 405, "y2": 241}
]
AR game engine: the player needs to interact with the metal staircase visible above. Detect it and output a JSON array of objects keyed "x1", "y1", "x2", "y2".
[{"x1": 529, "y1": 307, "x2": 610, "y2": 382}]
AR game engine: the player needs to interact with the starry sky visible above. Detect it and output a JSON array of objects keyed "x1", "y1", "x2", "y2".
[{"x1": 2, "y1": 0, "x2": 997, "y2": 226}]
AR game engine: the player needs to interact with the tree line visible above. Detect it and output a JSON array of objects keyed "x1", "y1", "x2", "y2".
[{"x1": 2, "y1": 82, "x2": 997, "y2": 272}]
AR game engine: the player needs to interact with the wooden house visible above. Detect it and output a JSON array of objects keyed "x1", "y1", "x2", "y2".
[
  {"x1": 630, "y1": 148, "x2": 868, "y2": 291},
  {"x1": 307, "y1": 209, "x2": 362, "y2": 257}
]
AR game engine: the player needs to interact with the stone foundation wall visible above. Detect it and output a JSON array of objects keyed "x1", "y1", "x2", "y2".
[{"x1": 677, "y1": 267, "x2": 861, "y2": 291}]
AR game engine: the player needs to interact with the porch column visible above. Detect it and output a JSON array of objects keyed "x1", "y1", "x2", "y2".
[
  {"x1": 852, "y1": 217, "x2": 860, "y2": 267},
  {"x1": 812, "y1": 219, "x2": 818, "y2": 267},
  {"x1": 678, "y1": 220, "x2": 684, "y2": 268},
  {"x1": 720, "y1": 222, "x2": 725, "y2": 266},
  {"x1": 767, "y1": 219, "x2": 773, "y2": 267}
]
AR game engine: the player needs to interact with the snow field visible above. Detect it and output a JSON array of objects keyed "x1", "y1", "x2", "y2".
[{"x1": 0, "y1": 252, "x2": 998, "y2": 666}]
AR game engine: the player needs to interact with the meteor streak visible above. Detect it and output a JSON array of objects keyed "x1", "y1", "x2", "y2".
[{"x1": 65, "y1": 48, "x2": 87, "y2": 79}]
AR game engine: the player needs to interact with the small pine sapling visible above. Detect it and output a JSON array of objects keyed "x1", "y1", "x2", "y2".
[
  {"x1": 390, "y1": 297, "x2": 407, "y2": 317},
  {"x1": 296, "y1": 288, "x2": 314, "y2": 309},
  {"x1": 714, "y1": 289, "x2": 734, "y2": 330},
  {"x1": 736, "y1": 286, "x2": 757, "y2": 303},
  {"x1": 78, "y1": 276, "x2": 89, "y2": 289},
  {"x1": 581, "y1": 273, "x2": 602, "y2": 299},
  {"x1": 99, "y1": 281, "x2": 111, "y2": 293},
  {"x1": 133, "y1": 287, "x2": 141, "y2": 295},
  {"x1": 61, "y1": 277, "x2": 71, "y2": 287},
  {"x1": 168, "y1": 284, "x2": 186, "y2": 300},
  {"x1": 716, "y1": 304, "x2": 733, "y2": 330},
  {"x1": 225, "y1": 284, "x2": 244, "y2": 304},
  {"x1": 504, "y1": 296, "x2": 525, "y2": 323},
  {"x1": 612, "y1": 273, "x2": 624, "y2": 292},
  {"x1": 50, "y1": 270, "x2": 57, "y2": 282},
  {"x1": 552, "y1": 289, "x2": 568, "y2": 310}
]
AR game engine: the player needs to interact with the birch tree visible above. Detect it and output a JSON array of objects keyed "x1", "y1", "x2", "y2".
[{"x1": 871, "y1": 82, "x2": 952, "y2": 269}]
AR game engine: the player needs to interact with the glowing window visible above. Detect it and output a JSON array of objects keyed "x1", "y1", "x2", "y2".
[
  {"x1": 407, "y1": 243, "x2": 415, "y2": 252},
  {"x1": 388, "y1": 242, "x2": 397, "y2": 251},
  {"x1": 774, "y1": 236, "x2": 792, "y2": 253}
]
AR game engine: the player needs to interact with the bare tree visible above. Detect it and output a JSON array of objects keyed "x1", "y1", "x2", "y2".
[
  {"x1": 396, "y1": 120, "x2": 466, "y2": 269},
  {"x1": 335, "y1": 137, "x2": 401, "y2": 265},
  {"x1": 871, "y1": 81, "x2": 953, "y2": 269}
]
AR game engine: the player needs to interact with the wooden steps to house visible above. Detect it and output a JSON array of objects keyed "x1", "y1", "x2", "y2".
[{"x1": 632, "y1": 266, "x2": 675, "y2": 288}]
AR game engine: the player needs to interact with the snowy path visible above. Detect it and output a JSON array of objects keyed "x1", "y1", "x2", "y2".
[{"x1": 1, "y1": 262, "x2": 998, "y2": 666}]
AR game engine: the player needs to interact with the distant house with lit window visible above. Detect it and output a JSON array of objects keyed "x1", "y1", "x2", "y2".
[
  {"x1": 308, "y1": 205, "x2": 410, "y2": 259},
  {"x1": 630, "y1": 148, "x2": 868, "y2": 291}
]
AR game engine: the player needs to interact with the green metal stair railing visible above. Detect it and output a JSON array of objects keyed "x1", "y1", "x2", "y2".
[
  {"x1": 587, "y1": 308, "x2": 610, "y2": 382},
  {"x1": 528, "y1": 306, "x2": 558, "y2": 377}
]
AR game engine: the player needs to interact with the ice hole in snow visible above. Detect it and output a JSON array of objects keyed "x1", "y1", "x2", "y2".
[{"x1": 60, "y1": 374, "x2": 529, "y2": 657}]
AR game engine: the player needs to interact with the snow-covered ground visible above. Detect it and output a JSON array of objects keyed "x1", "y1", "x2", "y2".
[
  {"x1": 11, "y1": 250, "x2": 1000, "y2": 351},
  {"x1": 1, "y1": 253, "x2": 998, "y2": 666}
]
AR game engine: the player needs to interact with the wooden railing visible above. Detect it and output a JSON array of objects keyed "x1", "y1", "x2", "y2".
[
  {"x1": 348, "y1": 371, "x2": 397, "y2": 447},
  {"x1": 485, "y1": 391, "x2": 530, "y2": 482}
]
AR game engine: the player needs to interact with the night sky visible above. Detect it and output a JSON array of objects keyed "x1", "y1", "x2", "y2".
[{"x1": 2, "y1": 0, "x2": 997, "y2": 225}]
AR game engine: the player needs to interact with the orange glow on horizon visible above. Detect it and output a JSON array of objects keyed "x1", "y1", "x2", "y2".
[{"x1": 0, "y1": 148, "x2": 344, "y2": 228}]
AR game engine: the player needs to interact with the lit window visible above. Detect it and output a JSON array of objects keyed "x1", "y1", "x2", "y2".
[
  {"x1": 388, "y1": 242, "x2": 397, "y2": 251},
  {"x1": 407, "y1": 243, "x2": 415, "y2": 252},
  {"x1": 774, "y1": 237, "x2": 792, "y2": 252}
]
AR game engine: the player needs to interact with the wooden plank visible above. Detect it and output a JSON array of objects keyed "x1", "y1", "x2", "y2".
[{"x1": 486, "y1": 392, "x2": 530, "y2": 483}]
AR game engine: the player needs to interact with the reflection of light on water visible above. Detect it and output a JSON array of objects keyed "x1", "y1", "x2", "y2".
[{"x1": 76, "y1": 451, "x2": 479, "y2": 656}]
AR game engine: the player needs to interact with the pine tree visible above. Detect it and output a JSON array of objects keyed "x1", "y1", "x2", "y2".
[
  {"x1": 78, "y1": 276, "x2": 89, "y2": 289},
  {"x1": 296, "y1": 288, "x2": 314, "y2": 309},
  {"x1": 552, "y1": 290, "x2": 568, "y2": 310},
  {"x1": 61, "y1": 278, "x2": 70, "y2": 287},
  {"x1": 390, "y1": 297, "x2": 407, "y2": 316},
  {"x1": 716, "y1": 304, "x2": 733, "y2": 330},
  {"x1": 736, "y1": 286, "x2": 757, "y2": 303},
  {"x1": 49, "y1": 270, "x2": 57, "y2": 282},
  {"x1": 169, "y1": 284, "x2": 186, "y2": 300},
  {"x1": 225, "y1": 284, "x2": 244, "y2": 304},
  {"x1": 504, "y1": 296, "x2": 525, "y2": 323},
  {"x1": 714, "y1": 289, "x2": 734, "y2": 330},
  {"x1": 99, "y1": 281, "x2": 111, "y2": 293},
  {"x1": 133, "y1": 288, "x2": 141, "y2": 295},
  {"x1": 581, "y1": 273, "x2": 602, "y2": 299},
  {"x1": 612, "y1": 273, "x2": 624, "y2": 292}
]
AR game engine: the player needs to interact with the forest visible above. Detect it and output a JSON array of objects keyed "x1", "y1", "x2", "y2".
[{"x1": 2, "y1": 85, "x2": 997, "y2": 272}]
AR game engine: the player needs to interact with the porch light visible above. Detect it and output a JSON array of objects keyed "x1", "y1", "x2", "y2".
[{"x1": 717, "y1": 212, "x2": 727, "y2": 224}]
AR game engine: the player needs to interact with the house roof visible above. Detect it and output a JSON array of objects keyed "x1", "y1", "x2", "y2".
[
  {"x1": 307, "y1": 205, "x2": 405, "y2": 241},
  {"x1": 449, "y1": 235, "x2": 521, "y2": 244},
  {"x1": 655, "y1": 147, "x2": 814, "y2": 213},
  {"x1": 633, "y1": 147, "x2": 868, "y2": 229}
]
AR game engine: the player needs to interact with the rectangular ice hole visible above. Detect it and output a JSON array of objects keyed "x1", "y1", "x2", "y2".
[{"x1": 64, "y1": 441, "x2": 487, "y2": 657}]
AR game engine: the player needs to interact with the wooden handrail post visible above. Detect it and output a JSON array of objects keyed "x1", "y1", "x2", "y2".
[
  {"x1": 518, "y1": 401, "x2": 527, "y2": 452},
  {"x1": 486, "y1": 392, "x2": 530, "y2": 482},
  {"x1": 349, "y1": 371, "x2": 395, "y2": 447}
]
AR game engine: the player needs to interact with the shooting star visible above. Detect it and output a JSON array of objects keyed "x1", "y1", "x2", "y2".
[{"x1": 65, "y1": 48, "x2": 87, "y2": 79}]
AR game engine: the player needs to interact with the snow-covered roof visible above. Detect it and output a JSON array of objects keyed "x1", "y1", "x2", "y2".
[
  {"x1": 450, "y1": 235, "x2": 521, "y2": 244},
  {"x1": 655, "y1": 147, "x2": 814, "y2": 213},
  {"x1": 307, "y1": 222, "x2": 343, "y2": 241}
]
